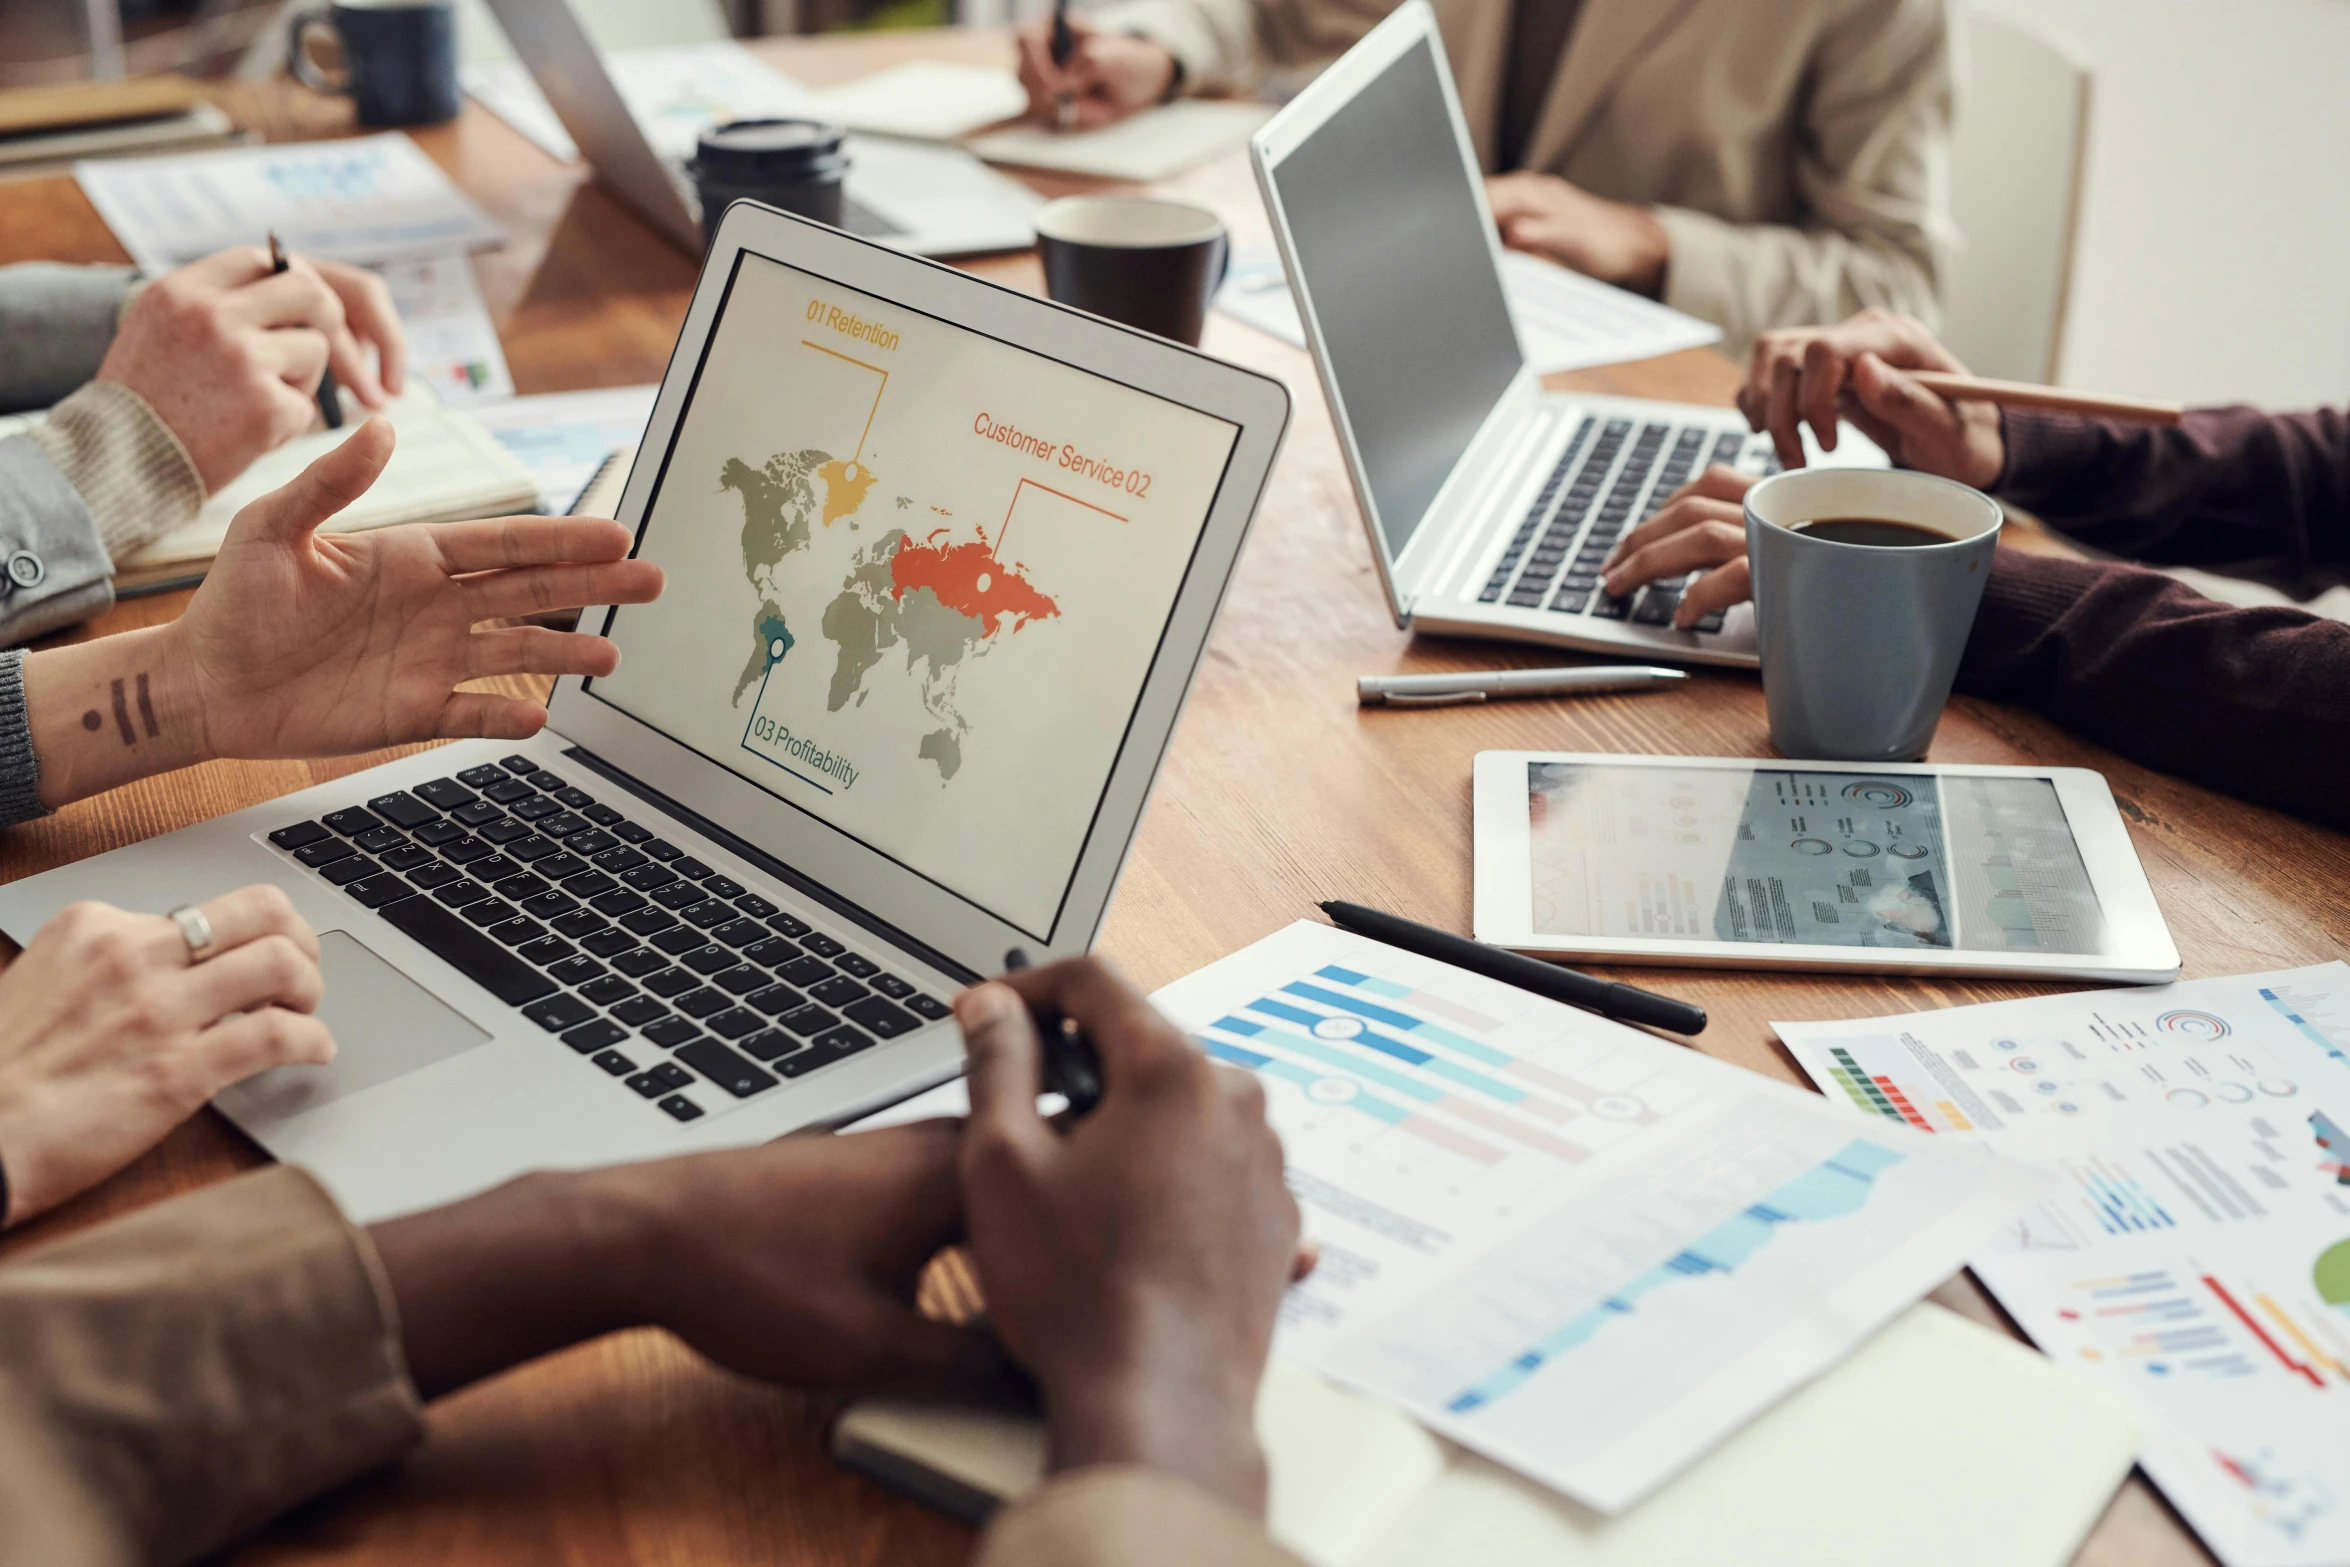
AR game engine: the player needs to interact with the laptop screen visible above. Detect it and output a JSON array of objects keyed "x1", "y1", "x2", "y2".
[
  {"x1": 1266, "y1": 32, "x2": 1524, "y2": 558},
  {"x1": 588, "y1": 251, "x2": 1241, "y2": 941}
]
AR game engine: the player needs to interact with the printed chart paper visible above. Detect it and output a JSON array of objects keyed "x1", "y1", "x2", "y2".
[
  {"x1": 1778, "y1": 964, "x2": 2350, "y2": 1567},
  {"x1": 370, "y1": 253, "x2": 511, "y2": 404},
  {"x1": 470, "y1": 384, "x2": 657, "y2": 514},
  {"x1": 1153, "y1": 922, "x2": 2045, "y2": 1512}
]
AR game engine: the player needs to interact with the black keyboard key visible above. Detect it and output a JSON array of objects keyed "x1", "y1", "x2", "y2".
[
  {"x1": 1507, "y1": 588, "x2": 1546, "y2": 608},
  {"x1": 811, "y1": 1024, "x2": 877, "y2": 1061},
  {"x1": 713, "y1": 965, "x2": 769, "y2": 996},
  {"x1": 740, "y1": 1029, "x2": 801, "y2": 1062},
  {"x1": 800, "y1": 932, "x2": 846, "y2": 958},
  {"x1": 440, "y1": 835, "x2": 492, "y2": 864},
  {"x1": 538, "y1": 812, "x2": 590, "y2": 839},
  {"x1": 681, "y1": 899, "x2": 733, "y2": 929},
  {"x1": 1591, "y1": 593, "x2": 1632, "y2": 620},
  {"x1": 681, "y1": 945, "x2": 736, "y2": 976},
  {"x1": 649, "y1": 882, "x2": 703, "y2": 911},
  {"x1": 731, "y1": 892, "x2": 777, "y2": 918},
  {"x1": 457, "y1": 764, "x2": 507, "y2": 789},
  {"x1": 524, "y1": 994, "x2": 597, "y2": 1032},
  {"x1": 743, "y1": 937, "x2": 801, "y2": 968},
  {"x1": 552, "y1": 909, "x2": 608, "y2": 940},
  {"x1": 500, "y1": 754, "x2": 540, "y2": 775},
  {"x1": 651, "y1": 926, "x2": 706, "y2": 956},
  {"x1": 810, "y1": 975, "x2": 869, "y2": 1008},
  {"x1": 555, "y1": 787, "x2": 594, "y2": 810},
  {"x1": 461, "y1": 898, "x2": 518, "y2": 928},
  {"x1": 325, "y1": 806, "x2": 381, "y2": 836},
  {"x1": 764, "y1": 911, "x2": 812, "y2": 939},
  {"x1": 321, "y1": 855, "x2": 378, "y2": 886},
  {"x1": 779, "y1": 1003, "x2": 837, "y2": 1037},
  {"x1": 451, "y1": 800, "x2": 504, "y2": 830},
  {"x1": 611, "y1": 995, "x2": 670, "y2": 1026},
  {"x1": 548, "y1": 955, "x2": 606, "y2": 986},
  {"x1": 844, "y1": 996, "x2": 922, "y2": 1039},
  {"x1": 1631, "y1": 588, "x2": 1680, "y2": 626},
  {"x1": 482, "y1": 777, "x2": 535, "y2": 805},
  {"x1": 297, "y1": 836, "x2": 358, "y2": 868},
  {"x1": 562, "y1": 1019, "x2": 626, "y2": 1054},
  {"x1": 747, "y1": 984, "x2": 805, "y2": 1017},
  {"x1": 675, "y1": 1039, "x2": 776, "y2": 1098},
  {"x1": 354, "y1": 826, "x2": 405, "y2": 855},
  {"x1": 659, "y1": 1094, "x2": 704, "y2": 1122},
  {"x1": 1693, "y1": 609, "x2": 1726, "y2": 633},
  {"x1": 466, "y1": 855, "x2": 523, "y2": 883},
  {"x1": 517, "y1": 936, "x2": 576, "y2": 967},
  {"x1": 1551, "y1": 590, "x2": 1591, "y2": 613},
  {"x1": 707, "y1": 1008, "x2": 765, "y2": 1040},
  {"x1": 380, "y1": 845, "x2": 434, "y2": 874},
  {"x1": 368, "y1": 791, "x2": 438, "y2": 829},
  {"x1": 562, "y1": 870, "x2": 618, "y2": 900},
  {"x1": 619, "y1": 908, "x2": 678, "y2": 937},
  {"x1": 644, "y1": 1018, "x2": 704, "y2": 1048},
  {"x1": 611, "y1": 948, "x2": 668, "y2": 978},
  {"x1": 643, "y1": 967, "x2": 698, "y2": 997},
  {"x1": 511, "y1": 795, "x2": 563, "y2": 822},
  {"x1": 705, "y1": 876, "x2": 747, "y2": 900},
  {"x1": 712, "y1": 919, "x2": 766, "y2": 950},
  {"x1": 614, "y1": 822, "x2": 653, "y2": 844},
  {"x1": 779, "y1": 1028, "x2": 876, "y2": 1078},
  {"x1": 591, "y1": 888, "x2": 648, "y2": 917},
  {"x1": 415, "y1": 777, "x2": 477, "y2": 811},
  {"x1": 528, "y1": 771, "x2": 569, "y2": 793},
  {"x1": 904, "y1": 994, "x2": 950, "y2": 1021},
  {"x1": 622, "y1": 862, "x2": 680, "y2": 893},
  {"x1": 521, "y1": 892, "x2": 577, "y2": 922},
  {"x1": 627, "y1": 1062, "x2": 695, "y2": 1099},
  {"x1": 348, "y1": 872, "x2": 411, "y2": 908},
  {"x1": 673, "y1": 856, "x2": 715, "y2": 881},
  {"x1": 774, "y1": 955, "x2": 833, "y2": 988},
  {"x1": 509, "y1": 836, "x2": 561, "y2": 863},
  {"x1": 583, "y1": 803, "x2": 623, "y2": 826},
  {"x1": 538, "y1": 850, "x2": 589, "y2": 883},
  {"x1": 579, "y1": 975, "x2": 637, "y2": 1006},
  {"x1": 870, "y1": 973, "x2": 915, "y2": 1000},
  {"x1": 406, "y1": 861, "x2": 461, "y2": 891},
  {"x1": 494, "y1": 873, "x2": 549, "y2": 902},
  {"x1": 591, "y1": 1048, "x2": 636, "y2": 1076},
  {"x1": 642, "y1": 839, "x2": 682, "y2": 862},
  {"x1": 435, "y1": 878, "x2": 491, "y2": 908},
  {"x1": 269, "y1": 820, "x2": 331, "y2": 850},
  {"x1": 382, "y1": 895, "x2": 556, "y2": 1005},
  {"x1": 488, "y1": 917, "x2": 547, "y2": 947},
  {"x1": 584, "y1": 930, "x2": 642, "y2": 960},
  {"x1": 834, "y1": 953, "x2": 880, "y2": 979},
  {"x1": 563, "y1": 828, "x2": 619, "y2": 858},
  {"x1": 413, "y1": 818, "x2": 467, "y2": 848}
]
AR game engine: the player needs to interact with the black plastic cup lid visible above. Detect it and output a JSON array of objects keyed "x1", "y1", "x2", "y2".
[{"x1": 692, "y1": 118, "x2": 848, "y2": 179}]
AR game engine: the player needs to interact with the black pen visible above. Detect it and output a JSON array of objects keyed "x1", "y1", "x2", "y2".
[
  {"x1": 1049, "y1": 0, "x2": 1078, "y2": 132},
  {"x1": 1003, "y1": 948, "x2": 1104, "y2": 1118},
  {"x1": 269, "y1": 232, "x2": 343, "y2": 430},
  {"x1": 1319, "y1": 900, "x2": 1708, "y2": 1036}
]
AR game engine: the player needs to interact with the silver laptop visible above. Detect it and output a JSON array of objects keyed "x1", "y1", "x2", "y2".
[
  {"x1": 0, "y1": 202, "x2": 1287, "y2": 1223},
  {"x1": 486, "y1": 0, "x2": 1040, "y2": 257},
  {"x1": 1251, "y1": 2, "x2": 1883, "y2": 670}
]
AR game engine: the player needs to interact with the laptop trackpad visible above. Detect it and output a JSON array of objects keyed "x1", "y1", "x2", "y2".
[{"x1": 226, "y1": 931, "x2": 493, "y2": 1117}]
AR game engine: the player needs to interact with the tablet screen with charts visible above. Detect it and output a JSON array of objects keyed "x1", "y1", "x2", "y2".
[{"x1": 1471, "y1": 753, "x2": 2179, "y2": 982}]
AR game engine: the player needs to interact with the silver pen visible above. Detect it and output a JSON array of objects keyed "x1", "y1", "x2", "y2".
[{"x1": 1356, "y1": 665, "x2": 1688, "y2": 707}]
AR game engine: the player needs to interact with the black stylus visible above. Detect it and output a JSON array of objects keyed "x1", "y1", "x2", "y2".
[
  {"x1": 1003, "y1": 948, "x2": 1104, "y2": 1118},
  {"x1": 269, "y1": 233, "x2": 342, "y2": 430},
  {"x1": 1318, "y1": 900, "x2": 1708, "y2": 1036}
]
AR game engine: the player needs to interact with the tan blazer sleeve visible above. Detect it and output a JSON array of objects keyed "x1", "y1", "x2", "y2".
[
  {"x1": 975, "y1": 1466, "x2": 1309, "y2": 1567},
  {"x1": 0, "y1": 1166, "x2": 426, "y2": 1567},
  {"x1": 1086, "y1": 0, "x2": 1390, "y2": 91},
  {"x1": 1654, "y1": 0, "x2": 1956, "y2": 347}
]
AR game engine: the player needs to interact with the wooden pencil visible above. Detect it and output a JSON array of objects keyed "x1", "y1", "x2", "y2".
[{"x1": 1908, "y1": 370, "x2": 2184, "y2": 425}]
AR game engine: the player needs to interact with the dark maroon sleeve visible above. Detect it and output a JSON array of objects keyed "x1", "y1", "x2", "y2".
[
  {"x1": 1994, "y1": 405, "x2": 2350, "y2": 574},
  {"x1": 1954, "y1": 547, "x2": 2350, "y2": 831}
]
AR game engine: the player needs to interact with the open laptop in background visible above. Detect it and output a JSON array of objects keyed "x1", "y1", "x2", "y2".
[
  {"x1": 0, "y1": 202, "x2": 1288, "y2": 1223},
  {"x1": 1251, "y1": 1, "x2": 1885, "y2": 670},
  {"x1": 483, "y1": 0, "x2": 1040, "y2": 257}
]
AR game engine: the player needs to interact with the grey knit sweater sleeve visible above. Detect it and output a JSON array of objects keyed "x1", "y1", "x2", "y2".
[{"x1": 0, "y1": 650, "x2": 41, "y2": 826}]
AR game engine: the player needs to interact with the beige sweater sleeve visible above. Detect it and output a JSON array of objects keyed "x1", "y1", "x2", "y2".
[
  {"x1": 975, "y1": 1466, "x2": 1310, "y2": 1567},
  {"x1": 1086, "y1": 0, "x2": 1390, "y2": 91},
  {"x1": 0, "y1": 1167, "x2": 426, "y2": 1567},
  {"x1": 25, "y1": 379, "x2": 206, "y2": 563}
]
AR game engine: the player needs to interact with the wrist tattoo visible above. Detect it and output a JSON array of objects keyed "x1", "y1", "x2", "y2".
[{"x1": 90, "y1": 674, "x2": 160, "y2": 747}]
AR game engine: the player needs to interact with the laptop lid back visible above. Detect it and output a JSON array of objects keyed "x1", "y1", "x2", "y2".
[{"x1": 1251, "y1": 1, "x2": 1538, "y2": 622}]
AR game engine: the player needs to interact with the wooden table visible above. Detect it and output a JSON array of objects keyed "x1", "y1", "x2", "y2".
[{"x1": 5, "y1": 26, "x2": 2327, "y2": 1566}]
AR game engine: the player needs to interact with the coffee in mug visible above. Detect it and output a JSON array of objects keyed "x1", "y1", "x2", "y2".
[
  {"x1": 1787, "y1": 518, "x2": 1955, "y2": 548},
  {"x1": 1035, "y1": 196, "x2": 1228, "y2": 347}
]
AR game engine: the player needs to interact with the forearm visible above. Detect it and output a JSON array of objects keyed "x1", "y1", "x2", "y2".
[
  {"x1": 19, "y1": 621, "x2": 210, "y2": 808},
  {"x1": 1955, "y1": 548, "x2": 2350, "y2": 830},
  {"x1": 1994, "y1": 405, "x2": 2350, "y2": 569}
]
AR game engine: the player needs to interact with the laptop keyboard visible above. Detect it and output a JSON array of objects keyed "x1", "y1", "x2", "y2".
[
  {"x1": 263, "y1": 756, "x2": 949, "y2": 1123},
  {"x1": 1477, "y1": 416, "x2": 1778, "y2": 630}
]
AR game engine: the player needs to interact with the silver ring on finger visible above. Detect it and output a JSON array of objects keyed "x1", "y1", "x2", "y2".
[{"x1": 168, "y1": 905, "x2": 218, "y2": 964}]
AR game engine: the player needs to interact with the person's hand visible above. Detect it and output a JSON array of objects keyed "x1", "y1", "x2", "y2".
[
  {"x1": 1016, "y1": 16, "x2": 1176, "y2": 130},
  {"x1": 1599, "y1": 464, "x2": 1761, "y2": 628},
  {"x1": 1742, "y1": 308, "x2": 2004, "y2": 481},
  {"x1": 371, "y1": 1121, "x2": 1015, "y2": 1404},
  {"x1": 95, "y1": 246, "x2": 407, "y2": 493},
  {"x1": 0, "y1": 886, "x2": 328, "y2": 1225},
  {"x1": 1486, "y1": 171, "x2": 1671, "y2": 297},
  {"x1": 956, "y1": 959, "x2": 1300, "y2": 1515}
]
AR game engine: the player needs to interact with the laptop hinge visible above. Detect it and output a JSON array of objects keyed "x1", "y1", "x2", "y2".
[{"x1": 559, "y1": 745, "x2": 981, "y2": 988}]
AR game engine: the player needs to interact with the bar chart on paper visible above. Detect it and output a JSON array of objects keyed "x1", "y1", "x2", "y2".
[{"x1": 1153, "y1": 922, "x2": 2044, "y2": 1512}]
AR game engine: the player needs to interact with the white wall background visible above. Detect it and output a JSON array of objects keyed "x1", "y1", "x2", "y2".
[{"x1": 1973, "y1": 0, "x2": 2350, "y2": 408}]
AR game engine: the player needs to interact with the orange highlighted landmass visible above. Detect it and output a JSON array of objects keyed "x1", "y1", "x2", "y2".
[
  {"x1": 890, "y1": 529, "x2": 1059, "y2": 634},
  {"x1": 817, "y1": 458, "x2": 877, "y2": 526}
]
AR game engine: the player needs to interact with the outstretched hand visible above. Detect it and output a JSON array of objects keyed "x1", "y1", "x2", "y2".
[{"x1": 180, "y1": 417, "x2": 663, "y2": 759}]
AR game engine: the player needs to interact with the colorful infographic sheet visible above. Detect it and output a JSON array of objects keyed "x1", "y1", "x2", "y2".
[
  {"x1": 1152, "y1": 922, "x2": 2045, "y2": 1512},
  {"x1": 1777, "y1": 964, "x2": 2350, "y2": 1567}
]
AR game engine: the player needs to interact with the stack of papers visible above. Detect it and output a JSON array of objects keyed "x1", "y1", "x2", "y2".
[
  {"x1": 469, "y1": 384, "x2": 657, "y2": 514},
  {"x1": 1779, "y1": 963, "x2": 2350, "y2": 1567}
]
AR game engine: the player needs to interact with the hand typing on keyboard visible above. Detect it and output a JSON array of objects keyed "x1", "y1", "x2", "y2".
[
  {"x1": 15, "y1": 417, "x2": 666, "y2": 812},
  {"x1": 1598, "y1": 463, "x2": 1763, "y2": 630}
]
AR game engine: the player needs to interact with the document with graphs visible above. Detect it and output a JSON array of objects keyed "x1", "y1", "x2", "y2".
[
  {"x1": 590, "y1": 252, "x2": 1238, "y2": 940},
  {"x1": 1149, "y1": 921, "x2": 2045, "y2": 1512},
  {"x1": 1780, "y1": 965, "x2": 2350, "y2": 1567}
]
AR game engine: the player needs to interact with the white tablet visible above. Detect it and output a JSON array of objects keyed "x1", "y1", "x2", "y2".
[{"x1": 1472, "y1": 752, "x2": 2180, "y2": 982}]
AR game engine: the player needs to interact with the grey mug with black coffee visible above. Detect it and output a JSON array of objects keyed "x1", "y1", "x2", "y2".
[
  {"x1": 1744, "y1": 467, "x2": 2002, "y2": 762},
  {"x1": 1036, "y1": 195, "x2": 1228, "y2": 347}
]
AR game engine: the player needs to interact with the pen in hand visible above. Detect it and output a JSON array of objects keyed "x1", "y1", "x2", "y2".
[
  {"x1": 1049, "y1": 0, "x2": 1079, "y2": 132},
  {"x1": 268, "y1": 232, "x2": 343, "y2": 431},
  {"x1": 1003, "y1": 948, "x2": 1104, "y2": 1119}
]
